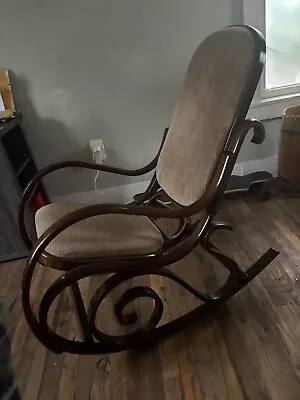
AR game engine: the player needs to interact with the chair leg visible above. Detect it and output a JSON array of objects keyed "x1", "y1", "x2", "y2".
[
  {"x1": 201, "y1": 220, "x2": 279, "y2": 297},
  {"x1": 69, "y1": 282, "x2": 94, "y2": 344}
]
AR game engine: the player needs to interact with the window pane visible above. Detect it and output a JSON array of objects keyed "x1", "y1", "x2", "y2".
[{"x1": 266, "y1": 0, "x2": 300, "y2": 89}]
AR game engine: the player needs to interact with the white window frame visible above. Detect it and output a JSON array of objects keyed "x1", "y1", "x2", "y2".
[{"x1": 244, "y1": 0, "x2": 300, "y2": 120}]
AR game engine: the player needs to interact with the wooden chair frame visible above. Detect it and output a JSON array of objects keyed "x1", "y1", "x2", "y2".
[{"x1": 19, "y1": 26, "x2": 279, "y2": 355}]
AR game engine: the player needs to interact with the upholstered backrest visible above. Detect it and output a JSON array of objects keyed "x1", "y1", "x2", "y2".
[{"x1": 157, "y1": 26, "x2": 263, "y2": 206}]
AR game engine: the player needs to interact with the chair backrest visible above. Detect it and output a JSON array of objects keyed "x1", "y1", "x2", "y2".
[{"x1": 156, "y1": 25, "x2": 265, "y2": 206}]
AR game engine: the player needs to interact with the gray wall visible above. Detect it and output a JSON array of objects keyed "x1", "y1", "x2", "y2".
[{"x1": 0, "y1": 0, "x2": 280, "y2": 198}]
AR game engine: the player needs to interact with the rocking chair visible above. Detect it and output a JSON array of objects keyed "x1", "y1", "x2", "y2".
[{"x1": 19, "y1": 25, "x2": 279, "y2": 355}]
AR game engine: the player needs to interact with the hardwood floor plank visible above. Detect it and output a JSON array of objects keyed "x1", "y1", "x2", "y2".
[
  {"x1": 56, "y1": 326, "x2": 79, "y2": 400},
  {"x1": 22, "y1": 344, "x2": 47, "y2": 400},
  {"x1": 185, "y1": 318, "x2": 244, "y2": 400},
  {"x1": 127, "y1": 346, "x2": 165, "y2": 400},
  {"x1": 158, "y1": 338, "x2": 184, "y2": 400},
  {"x1": 75, "y1": 355, "x2": 96, "y2": 400},
  {"x1": 174, "y1": 334, "x2": 199, "y2": 400}
]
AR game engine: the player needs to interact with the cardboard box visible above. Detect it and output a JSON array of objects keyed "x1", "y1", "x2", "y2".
[{"x1": 0, "y1": 71, "x2": 16, "y2": 120}]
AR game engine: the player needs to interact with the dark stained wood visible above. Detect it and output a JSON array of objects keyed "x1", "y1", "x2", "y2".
[
  {"x1": 16, "y1": 26, "x2": 272, "y2": 357},
  {"x1": 1, "y1": 196, "x2": 300, "y2": 399},
  {"x1": 0, "y1": 144, "x2": 28, "y2": 261},
  {"x1": 278, "y1": 105, "x2": 300, "y2": 189}
]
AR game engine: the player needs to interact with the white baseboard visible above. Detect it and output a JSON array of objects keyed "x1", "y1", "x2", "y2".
[
  {"x1": 52, "y1": 156, "x2": 278, "y2": 204},
  {"x1": 233, "y1": 155, "x2": 278, "y2": 176}
]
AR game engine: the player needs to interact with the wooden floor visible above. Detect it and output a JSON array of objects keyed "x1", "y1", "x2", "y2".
[{"x1": 2, "y1": 196, "x2": 300, "y2": 400}]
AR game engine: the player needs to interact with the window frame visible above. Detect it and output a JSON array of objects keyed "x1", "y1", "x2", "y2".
[{"x1": 244, "y1": 0, "x2": 300, "y2": 120}]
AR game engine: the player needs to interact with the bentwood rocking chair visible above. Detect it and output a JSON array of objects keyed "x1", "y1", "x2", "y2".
[{"x1": 19, "y1": 25, "x2": 279, "y2": 355}]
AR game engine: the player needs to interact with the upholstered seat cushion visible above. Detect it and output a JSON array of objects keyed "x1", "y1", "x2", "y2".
[{"x1": 35, "y1": 203, "x2": 163, "y2": 258}]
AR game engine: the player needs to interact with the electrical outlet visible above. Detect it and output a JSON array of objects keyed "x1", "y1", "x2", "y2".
[{"x1": 89, "y1": 139, "x2": 106, "y2": 162}]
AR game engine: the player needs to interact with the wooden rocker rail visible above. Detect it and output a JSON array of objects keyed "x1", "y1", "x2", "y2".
[{"x1": 22, "y1": 218, "x2": 278, "y2": 354}]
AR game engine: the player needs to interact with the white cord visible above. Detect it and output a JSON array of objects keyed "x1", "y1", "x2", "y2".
[{"x1": 93, "y1": 151, "x2": 101, "y2": 190}]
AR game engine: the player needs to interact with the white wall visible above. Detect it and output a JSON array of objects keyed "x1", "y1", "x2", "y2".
[{"x1": 0, "y1": 0, "x2": 280, "y2": 198}]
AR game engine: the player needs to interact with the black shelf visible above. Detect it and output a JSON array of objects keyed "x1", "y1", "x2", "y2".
[
  {"x1": 0, "y1": 118, "x2": 48, "y2": 262},
  {"x1": 18, "y1": 160, "x2": 37, "y2": 190},
  {"x1": 1, "y1": 118, "x2": 48, "y2": 204},
  {"x1": 16, "y1": 157, "x2": 31, "y2": 176},
  {"x1": 2, "y1": 123, "x2": 30, "y2": 175}
]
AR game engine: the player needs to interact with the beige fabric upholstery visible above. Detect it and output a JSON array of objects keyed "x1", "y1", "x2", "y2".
[
  {"x1": 157, "y1": 26, "x2": 256, "y2": 206},
  {"x1": 35, "y1": 203, "x2": 163, "y2": 258}
]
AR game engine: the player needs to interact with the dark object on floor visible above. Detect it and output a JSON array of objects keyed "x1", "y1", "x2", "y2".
[
  {"x1": 0, "y1": 297, "x2": 21, "y2": 400},
  {"x1": 96, "y1": 356, "x2": 111, "y2": 374},
  {"x1": 19, "y1": 25, "x2": 279, "y2": 355},
  {"x1": 225, "y1": 171, "x2": 274, "y2": 197},
  {"x1": 257, "y1": 177, "x2": 300, "y2": 200}
]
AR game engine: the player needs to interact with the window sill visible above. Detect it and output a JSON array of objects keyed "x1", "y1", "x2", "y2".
[{"x1": 247, "y1": 93, "x2": 300, "y2": 121}]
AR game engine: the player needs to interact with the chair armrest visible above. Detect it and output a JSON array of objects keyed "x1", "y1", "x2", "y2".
[
  {"x1": 19, "y1": 128, "x2": 168, "y2": 249},
  {"x1": 225, "y1": 119, "x2": 265, "y2": 155},
  {"x1": 27, "y1": 125, "x2": 168, "y2": 190}
]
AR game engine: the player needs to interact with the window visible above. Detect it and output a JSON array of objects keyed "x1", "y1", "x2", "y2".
[{"x1": 244, "y1": 0, "x2": 300, "y2": 119}]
